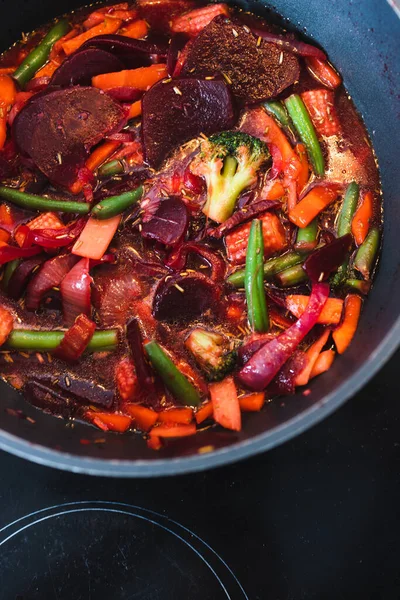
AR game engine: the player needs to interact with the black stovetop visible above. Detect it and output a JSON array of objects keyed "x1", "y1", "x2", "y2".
[{"x1": 1, "y1": 350, "x2": 399, "y2": 600}]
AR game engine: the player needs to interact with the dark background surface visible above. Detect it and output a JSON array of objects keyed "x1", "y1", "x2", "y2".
[{"x1": 0, "y1": 350, "x2": 399, "y2": 600}]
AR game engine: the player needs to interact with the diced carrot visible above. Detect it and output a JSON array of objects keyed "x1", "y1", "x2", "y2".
[
  {"x1": 0, "y1": 228, "x2": 10, "y2": 243},
  {"x1": 306, "y1": 57, "x2": 342, "y2": 90},
  {"x1": 62, "y1": 18, "x2": 122, "y2": 55},
  {"x1": 195, "y1": 401, "x2": 213, "y2": 424},
  {"x1": 149, "y1": 423, "x2": 197, "y2": 438},
  {"x1": 295, "y1": 143, "x2": 310, "y2": 195},
  {"x1": 158, "y1": 407, "x2": 193, "y2": 424},
  {"x1": 147, "y1": 435, "x2": 162, "y2": 450},
  {"x1": 50, "y1": 28, "x2": 80, "y2": 61},
  {"x1": 92, "y1": 64, "x2": 168, "y2": 91},
  {"x1": 0, "y1": 67, "x2": 17, "y2": 75},
  {"x1": 115, "y1": 358, "x2": 138, "y2": 402},
  {"x1": 225, "y1": 212, "x2": 287, "y2": 265},
  {"x1": 310, "y1": 348, "x2": 335, "y2": 378},
  {"x1": 332, "y1": 294, "x2": 362, "y2": 354},
  {"x1": 351, "y1": 191, "x2": 373, "y2": 246},
  {"x1": 263, "y1": 179, "x2": 285, "y2": 200},
  {"x1": 72, "y1": 215, "x2": 121, "y2": 260},
  {"x1": 286, "y1": 295, "x2": 343, "y2": 325},
  {"x1": 0, "y1": 305, "x2": 13, "y2": 346},
  {"x1": 286, "y1": 179, "x2": 297, "y2": 213},
  {"x1": 225, "y1": 304, "x2": 243, "y2": 323},
  {"x1": 289, "y1": 185, "x2": 339, "y2": 228},
  {"x1": 0, "y1": 75, "x2": 16, "y2": 149},
  {"x1": 128, "y1": 100, "x2": 142, "y2": 119},
  {"x1": 209, "y1": 377, "x2": 241, "y2": 432},
  {"x1": 83, "y1": 4, "x2": 130, "y2": 29},
  {"x1": 70, "y1": 140, "x2": 121, "y2": 194},
  {"x1": 121, "y1": 19, "x2": 149, "y2": 39},
  {"x1": 14, "y1": 212, "x2": 64, "y2": 247},
  {"x1": 34, "y1": 60, "x2": 60, "y2": 79},
  {"x1": 302, "y1": 89, "x2": 341, "y2": 137},
  {"x1": 177, "y1": 357, "x2": 208, "y2": 395},
  {"x1": 88, "y1": 411, "x2": 132, "y2": 432},
  {"x1": 0, "y1": 204, "x2": 13, "y2": 227},
  {"x1": 295, "y1": 329, "x2": 331, "y2": 386},
  {"x1": 239, "y1": 392, "x2": 265, "y2": 412},
  {"x1": 171, "y1": 3, "x2": 229, "y2": 36},
  {"x1": 260, "y1": 111, "x2": 302, "y2": 183},
  {"x1": 124, "y1": 404, "x2": 158, "y2": 431}
]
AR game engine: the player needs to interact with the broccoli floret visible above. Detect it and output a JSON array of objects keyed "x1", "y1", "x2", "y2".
[
  {"x1": 191, "y1": 131, "x2": 270, "y2": 223},
  {"x1": 185, "y1": 328, "x2": 237, "y2": 382}
]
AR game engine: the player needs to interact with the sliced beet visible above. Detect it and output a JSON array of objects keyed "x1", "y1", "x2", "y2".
[
  {"x1": 7, "y1": 255, "x2": 46, "y2": 300},
  {"x1": 141, "y1": 196, "x2": 189, "y2": 246},
  {"x1": 303, "y1": 234, "x2": 353, "y2": 282},
  {"x1": 137, "y1": 0, "x2": 195, "y2": 31},
  {"x1": 181, "y1": 15, "x2": 300, "y2": 103},
  {"x1": 24, "y1": 380, "x2": 79, "y2": 417},
  {"x1": 50, "y1": 48, "x2": 124, "y2": 87},
  {"x1": 13, "y1": 87, "x2": 125, "y2": 188},
  {"x1": 92, "y1": 266, "x2": 142, "y2": 326},
  {"x1": 81, "y1": 35, "x2": 167, "y2": 68},
  {"x1": 56, "y1": 374, "x2": 114, "y2": 408},
  {"x1": 142, "y1": 77, "x2": 235, "y2": 168},
  {"x1": 105, "y1": 87, "x2": 142, "y2": 102},
  {"x1": 152, "y1": 272, "x2": 219, "y2": 321}
]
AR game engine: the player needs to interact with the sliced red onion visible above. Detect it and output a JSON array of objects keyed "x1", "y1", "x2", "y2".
[
  {"x1": 25, "y1": 253, "x2": 79, "y2": 310},
  {"x1": 60, "y1": 257, "x2": 93, "y2": 326},
  {"x1": 183, "y1": 166, "x2": 205, "y2": 195},
  {"x1": 208, "y1": 200, "x2": 280, "y2": 239},
  {"x1": 126, "y1": 318, "x2": 155, "y2": 390},
  {"x1": 237, "y1": 333, "x2": 277, "y2": 365},
  {"x1": 0, "y1": 244, "x2": 42, "y2": 266},
  {"x1": 303, "y1": 234, "x2": 352, "y2": 282},
  {"x1": 237, "y1": 282, "x2": 330, "y2": 390},
  {"x1": 54, "y1": 314, "x2": 96, "y2": 362},
  {"x1": 19, "y1": 218, "x2": 86, "y2": 249},
  {"x1": 7, "y1": 255, "x2": 46, "y2": 300},
  {"x1": 166, "y1": 241, "x2": 225, "y2": 281},
  {"x1": 250, "y1": 28, "x2": 326, "y2": 60}
]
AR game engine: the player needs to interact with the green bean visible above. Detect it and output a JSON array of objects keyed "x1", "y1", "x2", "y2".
[
  {"x1": 91, "y1": 185, "x2": 143, "y2": 220},
  {"x1": 275, "y1": 263, "x2": 308, "y2": 287},
  {"x1": 344, "y1": 278, "x2": 371, "y2": 295},
  {"x1": 284, "y1": 94, "x2": 325, "y2": 176},
  {"x1": 295, "y1": 219, "x2": 318, "y2": 251},
  {"x1": 144, "y1": 340, "x2": 201, "y2": 407},
  {"x1": 263, "y1": 101, "x2": 291, "y2": 127},
  {"x1": 337, "y1": 182, "x2": 359, "y2": 237},
  {"x1": 245, "y1": 219, "x2": 269, "y2": 332},
  {"x1": 13, "y1": 19, "x2": 70, "y2": 88},
  {"x1": 0, "y1": 186, "x2": 90, "y2": 214},
  {"x1": 227, "y1": 251, "x2": 304, "y2": 288},
  {"x1": 354, "y1": 227, "x2": 380, "y2": 279},
  {"x1": 6, "y1": 329, "x2": 119, "y2": 352},
  {"x1": 2, "y1": 259, "x2": 20, "y2": 290},
  {"x1": 98, "y1": 159, "x2": 125, "y2": 178}
]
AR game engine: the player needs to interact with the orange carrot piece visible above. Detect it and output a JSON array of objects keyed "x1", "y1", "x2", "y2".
[
  {"x1": 34, "y1": 60, "x2": 60, "y2": 79},
  {"x1": 0, "y1": 305, "x2": 13, "y2": 346},
  {"x1": 351, "y1": 191, "x2": 373, "y2": 246},
  {"x1": 128, "y1": 100, "x2": 142, "y2": 119},
  {"x1": 89, "y1": 412, "x2": 132, "y2": 432},
  {"x1": 0, "y1": 67, "x2": 17, "y2": 75},
  {"x1": 72, "y1": 215, "x2": 121, "y2": 260},
  {"x1": 0, "y1": 228, "x2": 10, "y2": 243},
  {"x1": 158, "y1": 407, "x2": 193, "y2": 424},
  {"x1": 171, "y1": 3, "x2": 229, "y2": 36},
  {"x1": 147, "y1": 435, "x2": 162, "y2": 450},
  {"x1": 261, "y1": 111, "x2": 302, "y2": 182},
  {"x1": 289, "y1": 185, "x2": 339, "y2": 228},
  {"x1": 295, "y1": 329, "x2": 331, "y2": 386},
  {"x1": 0, "y1": 204, "x2": 13, "y2": 227},
  {"x1": 332, "y1": 294, "x2": 362, "y2": 354},
  {"x1": 286, "y1": 295, "x2": 343, "y2": 325},
  {"x1": 210, "y1": 377, "x2": 241, "y2": 432},
  {"x1": 121, "y1": 19, "x2": 149, "y2": 39},
  {"x1": 263, "y1": 180, "x2": 285, "y2": 200},
  {"x1": 302, "y1": 89, "x2": 341, "y2": 137},
  {"x1": 50, "y1": 28, "x2": 80, "y2": 61},
  {"x1": 305, "y1": 57, "x2": 341, "y2": 90},
  {"x1": 195, "y1": 401, "x2": 213, "y2": 424},
  {"x1": 286, "y1": 179, "x2": 297, "y2": 213},
  {"x1": 0, "y1": 75, "x2": 16, "y2": 149},
  {"x1": 149, "y1": 423, "x2": 197, "y2": 438},
  {"x1": 239, "y1": 392, "x2": 265, "y2": 412},
  {"x1": 92, "y1": 63, "x2": 167, "y2": 91},
  {"x1": 14, "y1": 212, "x2": 63, "y2": 247},
  {"x1": 295, "y1": 143, "x2": 310, "y2": 195},
  {"x1": 70, "y1": 140, "x2": 120, "y2": 194},
  {"x1": 62, "y1": 18, "x2": 122, "y2": 55},
  {"x1": 310, "y1": 348, "x2": 335, "y2": 378},
  {"x1": 124, "y1": 404, "x2": 158, "y2": 431}
]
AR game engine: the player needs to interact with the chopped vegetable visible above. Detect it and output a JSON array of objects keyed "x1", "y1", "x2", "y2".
[
  {"x1": 301, "y1": 89, "x2": 341, "y2": 137},
  {"x1": 0, "y1": 305, "x2": 13, "y2": 346},
  {"x1": 129, "y1": 100, "x2": 142, "y2": 119},
  {"x1": 0, "y1": 186, "x2": 91, "y2": 214},
  {"x1": 98, "y1": 159, "x2": 125, "y2": 178},
  {"x1": 275, "y1": 263, "x2": 308, "y2": 287},
  {"x1": 88, "y1": 411, "x2": 132, "y2": 433},
  {"x1": 0, "y1": 76, "x2": 16, "y2": 149},
  {"x1": 209, "y1": 376, "x2": 241, "y2": 431},
  {"x1": 303, "y1": 234, "x2": 352, "y2": 282},
  {"x1": 332, "y1": 294, "x2": 362, "y2": 354},
  {"x1": 185, "y1": 328, "x2": 237, "y2": 381},
  {"x1": 92, "y1": 186, "x2": 143, "y2": 220},
  {"x1": 121, "y1": 19, "x2": 149, "y2": 39},
  {"x1": 352, "y1": 191, "x2": 374, "y2": 245},
  {"x1": 14, "y1": 211, "x2": 63, "y2": 247},
  {"x1": 289, "y1": 185, "x2": 339, "y2": 228},
  {"x1": 72, "y1": 215, "x2": 121, "y2": 260},
  {"x1": 149, "y1": 423, "x2": 197, "y2": 438},
  {"x1": 305, "y1": 57, "x2": 341, "y2": 89},
  {"x1": 71, "y1": 140, "x2": 120, "y2": 194},
  {"x1": 245, "y1": 219, "x2": 269, "y2": 332},
  {"x1": 344, "y1": 278, "x2": 371, "y2": 295},
  {"x1": 171, "y1": 3, "x2": 229, "y2": 36},
  {"x1": 54, "y1": 314, "x2": 96, "y2": 362},
  {"x1": 92, "y1": 63, "x2": 167, "y2": 90},
  {"x1": 7, "y1": 329, "x2": 118, "y2": 352},
  {"x1": 286, "y1": 294, "x2": 343, "y2": 325},
  {"x1": 115, "y1": 358, "x2": 138, "y2": 402},
  {"x1": 295, "y1": 219, "x2": 318, "y2": 251},
  {"x1": 295, "y1": 329, "x2": 330, "y2": 386},
  {"x1": 310, "y1": 348, "x2": 335, "y2": 378},
  {"x1": 195, "y1": 401, "x2": 214, "y2": 424},
  {"x1": 157, "y1": 407, "x2": 193, "y2": 424},
  {"x1": 225, "y1": 212, "x2": 286, "y2": 265},
  {"x1": 62, "y1": 17, "x2": 122, "y2": 55},
  {"x1": 26, "y1": 253, "x2": 78, "y2": 310},
  {"x1": 0, "y1": 243, "x2": 42, "y2": 266},
  {"x1": 354, "y1": 227, "x2": 380, "y2": 279},
  {"x1": 239, "y1": 392, "x2": 265, "y2": 412},
  {"x1": 227, "y1": 251, "x2": 303, "y2": 288},
  {"x1": 60, "y1": 257, "x2": 92, "y2": 326},
  {"x1": 263, "y1": 100, "x2": 291, "y2": 127},
  {"x1": 124, "y1": 404, "x2": 158, "y2": 431}
]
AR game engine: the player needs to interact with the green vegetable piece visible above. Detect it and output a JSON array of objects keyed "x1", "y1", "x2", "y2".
[
  {"x1": 284, "y1": 94, "x2": 325, "y2": 176},
  {"x1": 337, "y1": 182, "x2": 359, "y2": 237},
  {"x1": 227, "y1": 251, "x2": 304, "y2": 288},
  {"x1": 263, "y1": 101, "x2": 291, "y2": 127},
  {"x1": 275, "y1": 263, "x2": 308, "y2": 287},
  {"x1": 344, "y1": 278, "x2": 371, "y2": 295},
  {"x1": 13, "y1": 19, "x2": 70, "y2": 88},
  {"x1": 245, "y1": 219, "x2": 269, "y2": 332},
  {"x1": 98, "y1": 159, "x2": 125, "y2": 178},
  {"x1": 295, "y1": 218, "x2": 318, "y2": 251},
  {"x1": 331, "y1": 258, "x2": 349, "y2": 288},
  {"x1": 91, "y1": 186, "x2": 143, "y2": 220},
  {"x1": 0, "y1": 186, "x2": 90, "y2": 214},
  {"x1": 144, "y1": 340, "x2": 201, "y2": 407},
  {"x1": 2, "y1": 259, "x2": 20, "y2": 290},
  {"x1": 185, "y1": 328, "x2": 237, "y2": 382},
  {"x1": 7, "y1": 329, "x2": 119, "y2": 352},
  {"x1": 354, "y1": 227, "x2": 380, "y2": 279}
]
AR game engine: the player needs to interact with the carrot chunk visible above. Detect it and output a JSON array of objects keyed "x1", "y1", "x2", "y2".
[
  {"x1": 305, "y1": 57, "x2": 342, "y2": 90},
  {"x1": 92, "y1": 64, "x2": 167, "y2": 91},
  {"x1": 195, "y1": 401, "x2": 213, "y2": 424},
  {"x1": 302, "y1": 89, "x2": 341, "y2": 137},
  {"x1": 157, "y1": 407, "x2": 194, "y2": 424},
  {"x1": 310, "y1": 348, "x2": 335, "y2": 378},
  {"x1": 0, "y1": 305, "x2": 13, "y2": 346},
  {"x1": 124, "y1": 404, "x2": 158, "y2": 431},
  {"x1": 14, "y1": 212, "x2": 64, "y2": 247},
  {"x1": 88, "y1": 412, "x2": 132, "y2": 432},
  {"x1": 149, "y1": 423, "x2": 197, "y2": 438},
  {"x1": 239, "y1": 392, "x2": 265, "y2": 412},
  {"x1": 128, "y1": 100, "x2": 142, "y2": 119},
  {"x1": 72, "y1": 215, "x2": 121, "y2": 260},
  {"x1": 289, "y1": 185, "x2": 339, "y2": 228},
  {"x1": 352, "y1": 191, "x2": 373, "y2": 246},
  {"x1": 286, "y1": 295, "x2": 343, "y2": 325},
  {"x1": 171, "y1": 4, "x2": 229, "y2": 36},
  {"x1": 62, "y1": 18, "x2": 122, "y2": 55},
  {"x1": 121, "y1": 19, "x2": 149, "y2": 39},
  {"x1": 332, "y1": 294, "x2": 362, "y2": 354},
  {"x1": 210, "y1": 377, "x2": 241, "y2": 431},
  {"x1": 295, "y1": 329, "x2": 331, "y2": 386}
]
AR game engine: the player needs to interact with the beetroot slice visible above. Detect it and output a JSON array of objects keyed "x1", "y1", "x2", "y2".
[
  {"x1": 141, "y1": 196, "x2": 189, "y2": 246},
  {"x1": 137, "y1": 0, "x2": 195, "y2": 31},
  {"x1": 13, "y1": 87, "x2": 125, "y2": 188},
  {"x1": 142, "y1": 77, "x2": 235, "y2": 168},
  {"x1": 81, "y1": 35, "x2": 167, "y2": 68},
  {"x1": 152, "y1": 272, "x2": 219, "y2": 321},
  {"x1": 181, "y1": 15, "x2": 300, "y2": 103},
  {"x1": 50, "y1": 48, "x2": 124, "y2": 87}
]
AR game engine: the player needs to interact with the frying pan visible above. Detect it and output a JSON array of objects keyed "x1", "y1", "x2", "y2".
[{"x1": 0, "y1": 0, "x2": 398, "y2": 476}]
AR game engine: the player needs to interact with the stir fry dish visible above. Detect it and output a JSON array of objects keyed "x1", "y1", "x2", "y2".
[{"x1": 0, "y1": 2, "x2": 381, "y2": 450}]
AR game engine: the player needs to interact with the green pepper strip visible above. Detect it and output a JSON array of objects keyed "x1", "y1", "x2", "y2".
[
  {"x1": 13, "y1": 19, "x2": 70, "y2": 88},
  {"x1": 354, "y1": 227, "x2": 380, "y2": 279},
  {"x1": 227, "y1": 251, "x2": 304, "y2": 288},
  {"x1": 245, "y1": 219, "x2": 269, "y2": 332},
  {"x1": 6, "y1": 329, "x2": 119, "y2": 352},
  {"x1": 263, "y1": 101, "x2": 291, "y2": 127},
  {"x1": 0, "y1": 186, "x2": 90, "y2": 214},
  {"x1": 275, "y1": 263, "x2": 308, "y2": 288},
  {"x1": 98, "y1": 159, "x2": 125, "y2": 178},
  {"x1": 2, "y1": 259, "x2": 20, "y2": 290},
  {"x1": 284, "y1": 94, "x2": 325, "y2": 176},
  {"x1": 91, "y1": 186, "x2": 143, "y2": 220},
  {"x1": 295, "y1": 218, "x2": 318, "y2": 251},
  {"x1": 144, "y1": 340, "x2": 201, "y2": 407},
  {"x1": 332, "y1": 182, "x2": 360, "y2": 287}
]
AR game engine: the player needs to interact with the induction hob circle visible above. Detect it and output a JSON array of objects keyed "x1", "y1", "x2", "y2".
[{"x1": 0, "y1": 501, "x2": 248, "y2": 600}]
